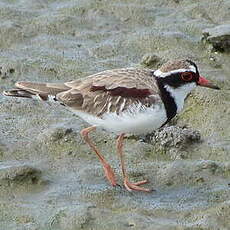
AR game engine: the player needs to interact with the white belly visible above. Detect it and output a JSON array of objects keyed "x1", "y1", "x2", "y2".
[{"x1": 71, "y1": 104, "x2": 167, "y2": 135}]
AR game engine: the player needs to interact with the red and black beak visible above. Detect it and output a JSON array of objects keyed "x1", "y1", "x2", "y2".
[{"x1": 197, "y1": 76, "x2": 220, "y2": 90}]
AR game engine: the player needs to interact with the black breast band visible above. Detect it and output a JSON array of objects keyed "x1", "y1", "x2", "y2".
[{"x1": 155, "y1": 76, "x2": 177, "y2": 127}]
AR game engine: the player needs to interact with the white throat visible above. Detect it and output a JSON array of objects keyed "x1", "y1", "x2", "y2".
[{"x1": 164, "y1": 83, "x2": 196, "y2": 112}]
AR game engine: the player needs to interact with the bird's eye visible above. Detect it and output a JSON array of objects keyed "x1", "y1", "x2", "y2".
[{"x1": 181, "y1": 72, "x2": 193, "y2": 81}]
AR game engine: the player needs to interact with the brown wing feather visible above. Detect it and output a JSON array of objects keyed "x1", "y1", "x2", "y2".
[
  {"x1": 65, "y1": 68, "x2": 157, "y2": 91},
  {"x1": 4, "y1": 68, "x2": 160, "y2": 117},
  {"x1": 3, "y1": 82, "x2": 70, "y2": 99},
  {"x1": 60, "y1": 68, "x2": 160, "y2": 117},
  {"x1": 56, "y1": 89, "x2": 83, "y2": 107},
  {"x1": 15, "y1": 81, "x2": 70, "y2": 95}
]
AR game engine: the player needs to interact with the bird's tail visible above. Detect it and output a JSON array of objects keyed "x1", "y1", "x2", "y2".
[{"x1": 3, "y1": 81, "x2": 70, "y2": 102}]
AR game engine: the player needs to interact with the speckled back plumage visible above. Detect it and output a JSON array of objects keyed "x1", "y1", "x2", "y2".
[
  {"x1": 159, "y1": 59, "x2": 193, "y2": 72},
  {"x1": 57, "y1": 68, "x2": 160, "y2": 116}
]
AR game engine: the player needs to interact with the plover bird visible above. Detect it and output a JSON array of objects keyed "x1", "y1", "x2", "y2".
[{"x1": 3, "y1": 59, "x2": 220, "y2": 192}]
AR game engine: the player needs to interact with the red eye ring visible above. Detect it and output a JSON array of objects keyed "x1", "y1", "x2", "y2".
[{"x1": 181, "y1": 72, "x2": 193, "y2": 81}]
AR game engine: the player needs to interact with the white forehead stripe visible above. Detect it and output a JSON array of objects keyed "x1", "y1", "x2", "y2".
[
  {"x1": 189, "y1": 65, "x2": 196, "y2": 73},
  {"x1": 154, "y1": 66, "x2": 196, "y2": 78}
]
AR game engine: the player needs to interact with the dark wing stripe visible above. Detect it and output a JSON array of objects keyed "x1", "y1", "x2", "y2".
[
  {"x1": 3, "y1": 89, "x2": 34, "y2": 98},
  {"x1": 90, "y1": 85, "x2": 151, "y2": 98},
  {"x1": 109, "y1": 87, "x2": 151, "y2": 98}
]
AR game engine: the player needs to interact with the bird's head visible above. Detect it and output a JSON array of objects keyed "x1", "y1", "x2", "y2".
[
  {"x1": 154, "y1": 59, "x2": 220, "y2": 91},
  {"x1": 154, "y1": 59, "x2": 220, "y2": 113}
]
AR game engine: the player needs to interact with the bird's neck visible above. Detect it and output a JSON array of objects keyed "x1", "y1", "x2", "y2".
[
  {"x1": 156, "y1": 79, "x2": 177, "y2": 123},
  {"x1": 156, "y1": 77, "x2": 196, "y2": 123},
  {"x1": 163, "y1": 83, "x2": 196, "y2": 112}
]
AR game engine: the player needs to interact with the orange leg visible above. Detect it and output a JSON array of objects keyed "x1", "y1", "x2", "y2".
[
  {"x1": 80, "y1": 126, "x2": 117, "y2": 186},
  {"x1": 116, "y1": 133, "x2": 152, "y2": 192}
]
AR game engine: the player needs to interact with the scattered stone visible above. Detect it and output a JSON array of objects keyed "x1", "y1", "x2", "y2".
[
  {"x1": 202, "y1": 24, "x2": 230, "y2": 52},
  {"x1": 38, "y1": 125, "x2": 75, "y2": 143},
  {"x1": 145, "y1": 125, "x2": 201, "y2": 159},
  {"x1": 208, "y1": 56, "x2": 222, "y2": 68},
  {"x1": 151, "y1": 125, "x2": 201, "y2": 149},
  {"x1": 0, "y1": 163, "x2": 42, "y2": 185},
  {"x1": 140, "y1": 54, "x2": 162, "y2": 68},
  {"x1": 49, "y1": 127, "x2": 73, "y2": 142},
  {"x1": 0, "y1": 64, "x2": 15, "y2": 79}
]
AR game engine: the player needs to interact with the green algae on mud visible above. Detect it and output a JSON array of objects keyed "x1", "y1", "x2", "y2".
[{"x1": 177, "y1": 88, "x2": 230, "y2": 162}]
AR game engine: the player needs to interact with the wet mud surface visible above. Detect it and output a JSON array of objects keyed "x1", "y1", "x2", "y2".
[{"x1": 0, "y1": 0, "x2": 230, "y2": 229}]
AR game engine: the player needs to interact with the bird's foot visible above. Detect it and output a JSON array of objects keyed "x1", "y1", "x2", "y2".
[
  {"x1": 124, "y1": 178, "x2": 152, "y2": 192},
  {"x1": 103, "y1": 163, "x2": 117, "y2": 186}
]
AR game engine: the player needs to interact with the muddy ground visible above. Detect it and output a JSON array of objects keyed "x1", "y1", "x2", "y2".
[{"x1": 0, "y1": 0, "x2": 230, "y2": 229}]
